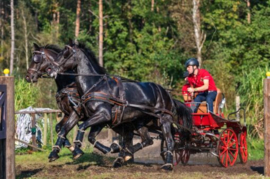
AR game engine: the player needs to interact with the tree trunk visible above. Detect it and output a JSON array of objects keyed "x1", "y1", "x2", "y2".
[
  {"x1": 99, "y1": 0, "x2": 103, "y2": 67},
  {"x1": 35, "y1": 11, "x2": 38, "y2": 31},
  {"x1": 192, "y1": 0, "x2": 205, "y2": 67},
  {"x1": 57, "y1": 11, "x2": 60, "y2": 39},
  {"x1": 247, "y1": 0, "x2": 251, "y2": 24},
  {"x1": 128, "y1": 0, "x2": 133, "y2": 42},
  {"x1": 22, "y1": 9, "x2": 29, "y2": 69},
  {"x1": 88, "y1": 1, "x2": 92, "y2": 33},
  {"x1": 151, "y1": 0, "x2": 154, "y2": 12},
  {"x1": 75, "y1": 0, "x2": 81, "y2": 39},
  {"x1": 10, "y1": 0, "x2": 15, "y2": 74},
  {"x1": 0, "y1": 1, "x2": 4, "y2": 58}
]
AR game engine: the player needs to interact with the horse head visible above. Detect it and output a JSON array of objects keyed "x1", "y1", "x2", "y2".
[
  {"x1": 49, "y1": 39, "x2": 106, "y2": 78},
  {"x1": 26, "y1": 43, "x2": 61, "y2": 83}
]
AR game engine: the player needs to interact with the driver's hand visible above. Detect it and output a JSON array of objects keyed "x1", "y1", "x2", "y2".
[{"x1": 187, "y1": 87, "x2": 194, "y2": 93}]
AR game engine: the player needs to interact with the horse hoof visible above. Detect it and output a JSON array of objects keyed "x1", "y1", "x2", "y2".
[
  {"x1": 161, "y1": 163, "x2": 173, "y2": 171},
  {"x1": 48, "y1": 151, "x2": 59, "y2": 162},
  {"x1": 113, "y1": 157, "x2": 124, "y2": 168},
  {"x1": 72, "y1": 148, "x2": 84, "y2": 159},
  {"x1": 67, "y1": 146, "x2": 75, "y2": 152},
  {"x1": 124, "y1": 154, "x2": 133, "y2": 162}
]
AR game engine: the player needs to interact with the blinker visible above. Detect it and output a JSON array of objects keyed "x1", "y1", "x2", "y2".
[{"x1": 33, "y1": 55, "x2": 42, "y2": 63}]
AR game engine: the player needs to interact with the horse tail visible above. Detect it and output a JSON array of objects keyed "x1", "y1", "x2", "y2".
[{"x1": 173, "y1": 99, "x2": 193, "y2": 132}]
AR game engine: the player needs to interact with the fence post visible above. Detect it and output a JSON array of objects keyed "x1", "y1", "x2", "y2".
[
  {"x1": 50, "y1": 113, "x2": 53, "y2": 148},
  {"x1": 44, "y1": 113, "x2": 47, "y2": 146},
  {"x1": 264, "y1": 76, "x2": 270, "y2": 177},
  {"x1": 236, "y1": 96, "x2": 240, "y2": 121},
  {"x1": 0, "y1": 76, "x2": 15, "y2": 179},
  {"x1": 31, "y1": 113, "x2": 37, "y2": 151}
]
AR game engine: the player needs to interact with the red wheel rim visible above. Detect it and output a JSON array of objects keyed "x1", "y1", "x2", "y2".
[
  {"x1": 174, "y1": 149, "x2": 190, "y2": 166},
  {"x1": 218, "y1": 128, "x2": 239, "y2": 167},
  {"x1": 239, "y1": 131, "x2": 248, "y2": 163},
  {"x1": 174, "y1": 150, "x2": 181, "y2": 165},
  {"x1": 180, "y1": 149, "x2": 190, "y2": 165}
]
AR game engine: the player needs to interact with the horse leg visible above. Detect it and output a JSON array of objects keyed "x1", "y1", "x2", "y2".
[
  {"x1": 87, "y1": 124, "x2": 112, "y2": 154},
  {"x1": 55, "y1": 115, "x2": 74, "y2": 152},
  {"x1": 73, "y1": 107, "x2": 111, "y2": 159},
  {"x1": 123, "y1": 126, "x2": 153, "y2": 161},
  {"x1": 112, "y1": 124, "x2": 134, "y2": 168},
  {"x1": 48, "y1": 111, "x2": 80, "y2": 162},
  {"x1": 160, "y1": 115, "x2": 174, "y2": 171}
]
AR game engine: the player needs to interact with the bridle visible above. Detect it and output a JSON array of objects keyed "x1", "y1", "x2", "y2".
[
  {"x1": 56, "y1": 45, "x2": 77, "y2": 71},
  {"x1": 27, "y1": 48, "x2": 60, "y2": 77}
]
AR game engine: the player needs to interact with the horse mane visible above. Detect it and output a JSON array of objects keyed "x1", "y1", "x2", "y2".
[
  {"x1": 42, "y1": 44, "x2": 62, "y2": 54},
  {"x1": 77, "y1": 43, "x2": 107, "y2": 74}
]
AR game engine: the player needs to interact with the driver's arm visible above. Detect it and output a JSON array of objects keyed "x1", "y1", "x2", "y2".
[
  {"x1": 194, "y1": 79, "x2": 209, "y2": 91},
  {"x1": 188, "y1": 79, "x2": 209, "y2": 93}
]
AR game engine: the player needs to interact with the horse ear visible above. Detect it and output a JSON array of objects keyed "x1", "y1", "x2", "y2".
[
  {"x1": 68, "y1": 38, "x2": 74, "y2": 46},
  {"x1": 33, "y1": 43, "x2": 40, "y2": 50}
]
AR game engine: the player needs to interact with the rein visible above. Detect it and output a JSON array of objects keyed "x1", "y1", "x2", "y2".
[{"x1": 57, "y1": 72, "x2": 138, "y2": 82}]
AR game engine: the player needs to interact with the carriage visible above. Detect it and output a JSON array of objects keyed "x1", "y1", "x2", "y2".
[
  {"x1": 161, "y1": 88, "x2": 248, "y2": 168},
  {"x1": 26, "y1": 42, "x2": 248, "y2": 170}
]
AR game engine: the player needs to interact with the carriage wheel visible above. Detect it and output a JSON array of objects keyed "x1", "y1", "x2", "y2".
[
  {"x1": 161, "y1": 138, "x2": 189, "y2": 165},
  {"x1": 217, "y1": 128, "x2": 239, "y2": 167},
  {"x1": 239, "y1": 131, "x2": 248, "y2": 164},
  {"x1": 175, "y1": 148, "x2": 190, "y2": 165}
]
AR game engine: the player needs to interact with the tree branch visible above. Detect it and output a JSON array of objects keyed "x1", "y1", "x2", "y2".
[{"x1": 88, "y1": 9, "x2": 98, "y2": 18}]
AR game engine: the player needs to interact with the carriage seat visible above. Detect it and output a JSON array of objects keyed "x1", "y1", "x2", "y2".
[{"x1": 196, "y1": 88, "x2": 223, "y2": 114}]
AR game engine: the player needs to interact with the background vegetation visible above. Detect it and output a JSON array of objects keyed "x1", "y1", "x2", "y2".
[{"x1": 1, "y1": 0, "x2": 268, "y2": 141}]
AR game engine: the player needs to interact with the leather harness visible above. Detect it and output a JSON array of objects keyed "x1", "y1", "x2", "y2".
[{"x1": 80, "y1": 76, "x2": 174, "y2": 126}]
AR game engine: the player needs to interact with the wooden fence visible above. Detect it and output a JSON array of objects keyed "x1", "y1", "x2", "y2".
[
  {"x1": 0, "y1": 77, "x2": 15, "y2": 179},
  {"x1": 15, "y1": 109, "x2": 62, "y2": 151}
]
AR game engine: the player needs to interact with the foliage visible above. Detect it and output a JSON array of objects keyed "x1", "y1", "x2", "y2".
[
  {"x1": 15, "y1": 78, "x2": 40, "y2": 111},
  {"x1": 247, "y1": 136, "x2": 264, "y2": 160},
  {"x1": 1, "y1": 0, "x2": 270, "y2": 138},
  {"x1": 14, "y1": 78, "x2": 57, "y2": 111}
]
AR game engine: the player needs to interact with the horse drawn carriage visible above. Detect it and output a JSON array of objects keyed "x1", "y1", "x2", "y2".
[
  {"x1": 26, "y1": 41, "x2": 247, "y2": 170},
  {"x1": 161, "y1": 88, "x2": 248, "y2": 168}
]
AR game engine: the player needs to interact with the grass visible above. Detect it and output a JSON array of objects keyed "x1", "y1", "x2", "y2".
[
  {"x1": 15, "y1": 142, "x2": 265, "y2": 179},
  {"x1": 248, "y1": 136, "x2": 264, "y2": 161}
]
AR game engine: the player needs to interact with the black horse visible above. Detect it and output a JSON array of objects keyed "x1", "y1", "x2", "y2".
[
  {"x1": 48, "y1": 40, "x2": 192, "y2": 170},
  {"x1": 26, "y1": 44, "x2": 79, "y2": 157},
  {"x1": 25, "y1": 44, "x2": 135, "y2": 162}
]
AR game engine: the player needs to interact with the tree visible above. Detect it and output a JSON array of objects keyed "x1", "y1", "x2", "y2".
[
  {"x1": 192, "y1": 0, "x2": 205, "y2": 66},
  {"x1": 99, "y1": 0, "x2": 103, "y2": 66},
  {"x1": 75, "y1": 0, "x2": 81, "y2": 39},
  {"x1": 10, "y1": 0, "x2": 14, "y2": 74}
]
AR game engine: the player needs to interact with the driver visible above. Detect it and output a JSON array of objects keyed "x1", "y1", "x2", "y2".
[{"x1": 184, "y1": 58, "x2": 217, "y2": 113}]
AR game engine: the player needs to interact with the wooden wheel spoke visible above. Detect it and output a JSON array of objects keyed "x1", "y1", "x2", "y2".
[
  {"x1": 220, "y1": 138, "x2": 227, "y2": 147},
  {"x1": 220, "y1": 148, "x2": 227, "y2": 155},
  {"x1": 228, "y1": 150, "x2": 237, "y2": 159},
  {"x1": 225, "y1": 151, "x2": 229, "y2": 167},
  {"x1": 218, "y1": 129, "x2": 239, "y2": 167}
]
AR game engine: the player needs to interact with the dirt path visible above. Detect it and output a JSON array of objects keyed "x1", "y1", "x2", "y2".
[
  {"x1": 16, "y1": 132, "x2": 264, "y2": 178},
  {"x1": 15, "y1": 151, "x2": 264, "y2": 179}
]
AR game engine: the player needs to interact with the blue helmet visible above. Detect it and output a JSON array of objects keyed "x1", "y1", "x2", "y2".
[{"x1": 185, "y1": 58, "x2": 199, "y2": 68}]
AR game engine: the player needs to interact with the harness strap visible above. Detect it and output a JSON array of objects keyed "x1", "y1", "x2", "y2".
[
  {"x1": 127, "y1": 103, "x2": 173, "y2": 116},
  {"x1": 112, "y1": 77, "x2": 126, "y2": 124},
  {"x1": 82, "y1": 92, "x2": 126, "y2": 106}
]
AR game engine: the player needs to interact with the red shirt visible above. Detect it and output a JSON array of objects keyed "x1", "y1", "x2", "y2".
[{"x1": 187, "y1": 69, "x2": 217, "y2": 92}]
